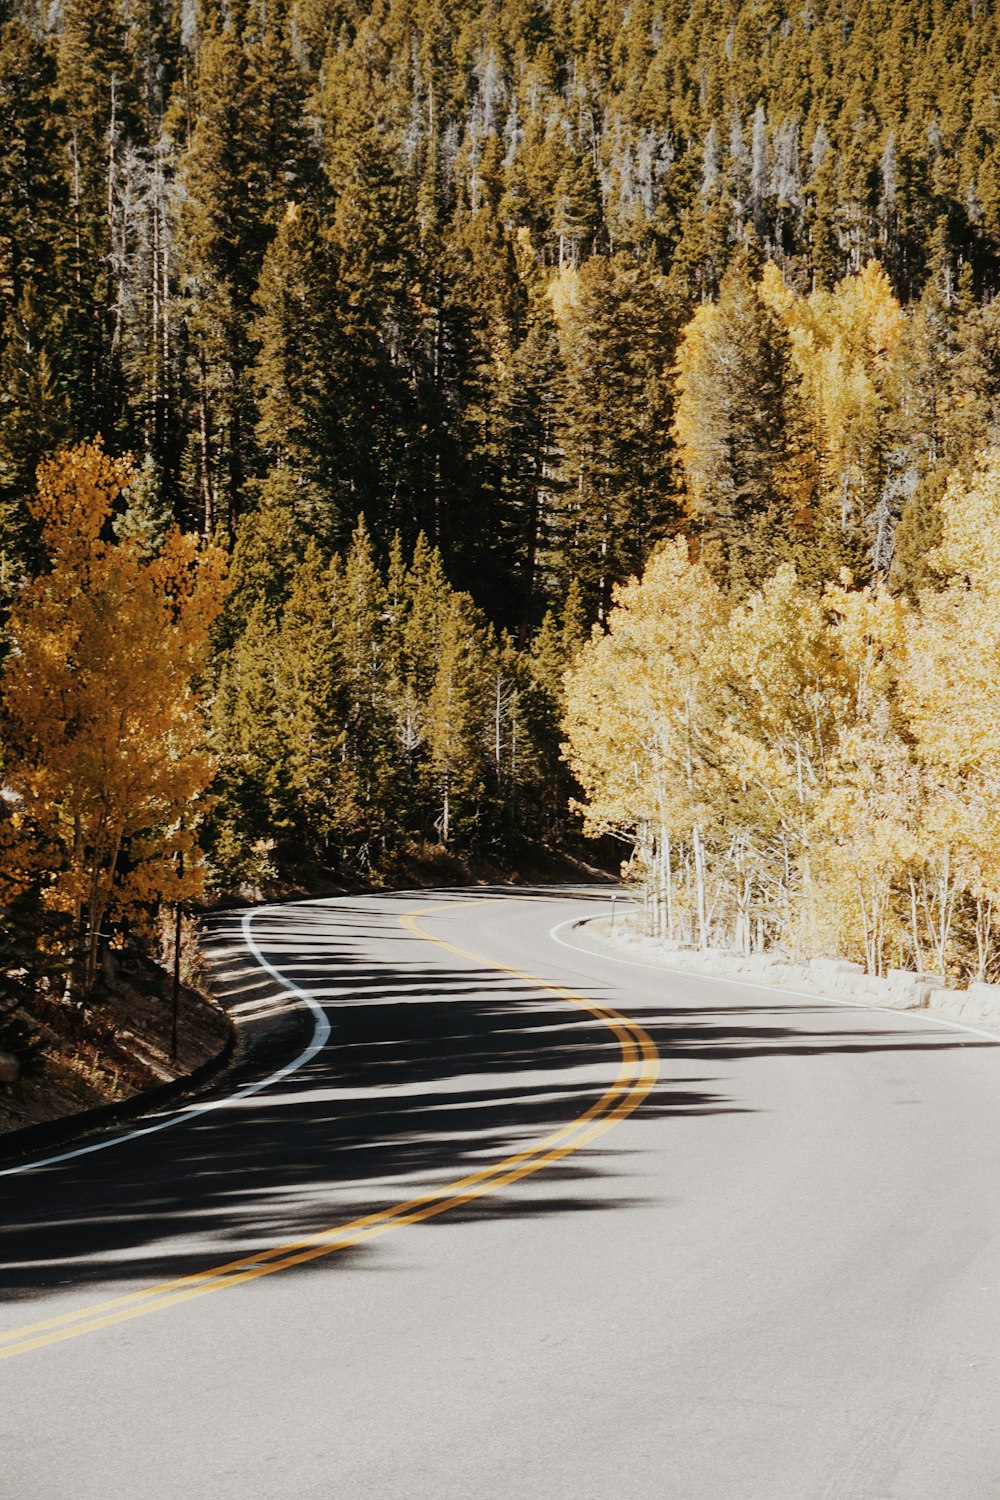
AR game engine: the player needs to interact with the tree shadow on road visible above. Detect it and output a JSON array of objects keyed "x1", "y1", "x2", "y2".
[{"x1": 1, "y1": 891, "x2": 992, "y2": 1305}]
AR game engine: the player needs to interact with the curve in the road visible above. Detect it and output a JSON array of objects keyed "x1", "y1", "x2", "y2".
[
  {"x1": 550, "y1": 915, "x2": 1000, "y2": 1045},
  {"x1": 0, "y1": 898, "x2": 659, "y2": 1363},
  {"x1": 0, "y1": 909, "x2": 332, "y2": 1181}
]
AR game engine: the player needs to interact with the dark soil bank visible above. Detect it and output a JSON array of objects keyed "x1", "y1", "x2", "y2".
[{"x1": 0, "y1": 953, "x2": 230, "y2": 1136}]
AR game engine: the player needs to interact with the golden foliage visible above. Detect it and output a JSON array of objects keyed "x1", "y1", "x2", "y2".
[
  {"x1": 564, "y1": 464, "x2": 1000, "y2": 979},
  {"x1": 0, "y1": 441, "x2": 229, "y2": 989},
  {"x1": 761, "y1": 259, "x2": 906, "y2": 542},
  {"x1": 671, "y1": 302, "x2": 722, "y2": 521}
]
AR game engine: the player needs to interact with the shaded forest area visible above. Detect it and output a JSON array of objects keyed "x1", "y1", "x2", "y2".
[{"x1": 3, "y1": 0, "x2": 1000, "y2": 1011}]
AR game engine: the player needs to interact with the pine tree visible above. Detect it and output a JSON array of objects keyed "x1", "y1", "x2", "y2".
[
  {"x1": 175, "y1": 20, "x2": 315, "y2": 535},
  {"x1": 330, "y1": 519, "x2": 401, "y2": 867},
  {"x1": 0, "y1": 291, "x2": 71, "y2": 600},
  {"x1": 211, "y1": 596, "x2": 288, "y2": 882},
  {"x1": 316, "y1": 21, "x2": 418, "y2": 547},
  {"x1": 553, "y1": 252, "x2": 679, "y2": 618},
  {"x1": 252, "y1": 202, "x2": 350, "y2": 543},
  {"x1": 523, "y1": 578, "x2": 588, "y2": 836},
  {"x1": 673, "y1": 254, "x2": 806, "y2": 588},
  {"x1": 222, "y1": 468, "x2": 322, "y2": 642},
  {"x1": 274, "y1": 545, "x2": 350, "y2": 866},
  {"x1": 54, "y1": 0, "x2": 148, "y2": 436},
  {"x1": 423, "y1": 591, "x2": 490, "y2": 847}
]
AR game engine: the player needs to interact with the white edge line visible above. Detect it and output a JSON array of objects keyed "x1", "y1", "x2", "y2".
[
  {"x1": 548, "y1": 915, "x2": 1000, "y2": 1046},
  {"x1": 0, "y1": 910, "x2": 332, "y2": 1179}
]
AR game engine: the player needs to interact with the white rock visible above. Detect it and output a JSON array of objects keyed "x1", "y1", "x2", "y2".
[
  {"x1": 747, "y1": 958, "x2": 778, "y2": 974},
  {"x1": 809, "y1": 958, "x2": 865, "y2": 976},
  {"x1": 886, "y1": 969, "x2": 932, "y2": 992},
  {"x1": 967, "y1": 982, "x2": 1000, "y2": 1004},
  {"x1": 825, "y1": 972, "x2": 868, "y2": 995},
  {"x1": 926, "y1": 987, "x2": 966, "y2": 1018},
  {"x1": 773, "y1": 964, "x2": 811, "y2": 986},
  {"x1": 851, "y1": 975, "x2": 897, "y2": 1002},
  {"x1": 965, "y1": 984, "x2": 1000, "y2": 1024},
  {"x1": 904, "y1": 984, "x2": 936, "y2": 1009}
]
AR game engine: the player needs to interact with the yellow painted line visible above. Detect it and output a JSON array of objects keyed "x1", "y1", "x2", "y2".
[{"x1": 0, "y1": 900, "x2": 660, "y2": 1361}]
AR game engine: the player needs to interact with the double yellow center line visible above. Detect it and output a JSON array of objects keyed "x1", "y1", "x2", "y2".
[{"x1": 0, "y1": 902, "x2": 659, "y2": 1362}]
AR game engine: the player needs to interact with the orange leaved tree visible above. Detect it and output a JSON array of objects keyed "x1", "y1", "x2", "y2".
[{"x1": 0, "y1": 442, "x2": 229, "y2": 992}]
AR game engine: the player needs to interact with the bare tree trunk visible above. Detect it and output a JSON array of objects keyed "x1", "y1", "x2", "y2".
[
  {"x1": 440, "y1": 779, "x2": 450, "y2": 846},
  {"x1": 160, "y1": 151, "x2": 171, "y2": 444},
  {"x1": 494, "y1": 674, "x2": 502, "y2": 775},
  {"x1": 71, "y1": 133, "x2": 82, "y2": 295},
  {"x1": 107, "y1": 75, "x2": 127, "y2": 358},
  {"x1": 909, "y1": 875, "x2": 923, "y2": 972},
  {"x1": 693, "y1": 823, "x2": 708, "y2": 949},
  {"x1": 151, "y1": 166, "x2": 161, "y2": 431},
  {"x1": 920, "y1": 853, "x2": 955, "y2": 976},
  {"x1": 858, "y1": 872, "x2": 874, "y2": 974},
  {"x1": 84, "y1": 824, "x2": 124, "y2": 993}
]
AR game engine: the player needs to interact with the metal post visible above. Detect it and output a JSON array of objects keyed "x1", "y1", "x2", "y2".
[{"x1": 610, "y1": 894, "x2": 617, "y2": 934}]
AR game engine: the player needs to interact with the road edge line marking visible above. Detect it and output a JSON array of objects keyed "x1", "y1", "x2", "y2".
[
  {"x1": 0, "y1": 897, "x2": 659, "y2": 1360},
  {"x1": 549, "y1": 915, "x2": 1000, "y2": 1046},
  {"x1": 0, "y1": 910, "x2": 332, "y2": 1180}
]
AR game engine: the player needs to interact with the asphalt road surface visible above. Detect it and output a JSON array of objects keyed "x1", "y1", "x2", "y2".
[{"x1": 4, "y1": 888, "x2": 1000, "y2": 1500}]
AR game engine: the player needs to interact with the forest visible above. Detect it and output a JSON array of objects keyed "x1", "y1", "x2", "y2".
[
  {"x1": 3, "y1": 0, "x2": 1000, "y2": 1001},
  {"x1": 565, "y1": 455, "x2": 1000, "y2": 981}
]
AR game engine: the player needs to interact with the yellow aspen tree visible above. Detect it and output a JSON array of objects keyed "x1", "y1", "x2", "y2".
[
  {"x1": 563, "y1": 538, "x2": 726, "y2": 945},
  {"x1": 761, "y1": 259, "x2": 905, "y2": 575},
  {"x1": 718, "y1": 564, "x2": 851, "y2": 954},
  {"x1": 0, "y1": 442, "x2": 229, "y2": 991},
  {"x1": 818, "y1": 582, "x2": 916, "y2": 974},
  {"x1": 900, "y1": 451, "x2": 1000, "y2": 976}
]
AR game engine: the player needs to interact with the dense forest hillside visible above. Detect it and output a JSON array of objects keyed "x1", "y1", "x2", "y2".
[
  {"x1": 3, "y1": 0, "x2": 1000, "y2": 1005},
  {"x1": 3, "y1": 0, "x2": 1000, "y2": 607}
]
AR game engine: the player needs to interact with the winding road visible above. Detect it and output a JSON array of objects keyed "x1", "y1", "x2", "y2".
[{"x1": 3, "y1": 888, "x2": 1000, "y2": 1499}]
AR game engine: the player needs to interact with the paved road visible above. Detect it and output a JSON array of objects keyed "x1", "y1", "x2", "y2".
[{"x1": 3, "y1": 888, "x2": 1000, "y2": 1499}]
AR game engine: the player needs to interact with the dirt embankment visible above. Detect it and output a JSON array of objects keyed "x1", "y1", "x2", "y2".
[
  {"x1": 0, "y1": 953, "x2": 230, "y2": 1137},
  {"x1": 0, "y1": 842, "x2": 610, "y2": 1140}
]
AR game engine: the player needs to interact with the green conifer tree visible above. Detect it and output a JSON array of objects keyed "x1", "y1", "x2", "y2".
[
  {"x1": 674, "y1": 254, "x2": 807, "y2": 588},
  {"x1": 553, "y1": 252, "x2": 679, "y2": 618}
]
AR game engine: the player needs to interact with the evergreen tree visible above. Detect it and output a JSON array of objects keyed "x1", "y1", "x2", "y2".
[
  {"x1": 211, "y1": 596, "x2": 288, "y2": 881},
  {"x1": 175, "y1": 21, "x2": 315, "y2": 536},
  {"x1": 252, "y1": 202, "x2": 351, "y2": 543},
  {"x1": 274, "y1": 545, "x2": 349, "y2": 866},
  {"x1": 552, "y1": 252, "x2": 679, "y2": 618},
  {"x1": 422, "y1": 591, "x2": 490, "y2": 847},
  {"x1": 674, "y1": 254, "x2": 806, "y2": 588},
  {"x1": 523, "y1": 578, "x2": 588, "y2": 836},
  {"x1": 330, "y1": 520, "x2": 401, "y2": 867}
]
